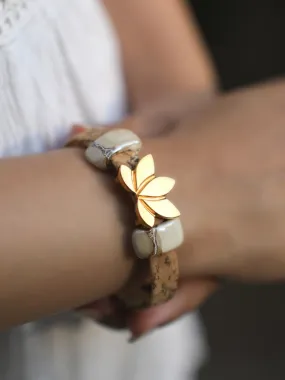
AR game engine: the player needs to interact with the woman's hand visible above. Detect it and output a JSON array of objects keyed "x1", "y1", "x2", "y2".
[
  {"x1": 82, "y1": 80, "x2": 285, "y2": 339},
  {"x1": 129, "y1": 80, "x2": 285, "y2": 338}
]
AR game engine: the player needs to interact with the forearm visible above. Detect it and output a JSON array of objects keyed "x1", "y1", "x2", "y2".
[
  {"x1": 0, "y1": 2, "x2": 217, "y2": 328},
  {"x1": 0, "y1": 149, "x2": 135, "y2": 328},
  {"x1": 5, "y1": 80, "x2": 285, "y2": 329},
  {"x1": 104, "y1": 0, "x2": 217, "y2": 109},
  {"x1": 150, "y1": 79, "x2": 285, "y2": 281}
]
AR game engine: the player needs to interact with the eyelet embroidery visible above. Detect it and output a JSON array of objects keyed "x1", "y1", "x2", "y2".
[{"x1": 0, "y1": 0, "x2": 36, "y2": 46}]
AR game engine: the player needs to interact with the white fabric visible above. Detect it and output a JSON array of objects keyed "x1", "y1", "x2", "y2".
[{"x1": 0, "y1": 1, "x2": 205, "y2": 379}]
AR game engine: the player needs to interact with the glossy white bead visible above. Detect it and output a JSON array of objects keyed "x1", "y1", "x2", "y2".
[
  {"x1": 85, "y1": 129, "x2": 141, "y2": 170},
  {"x1": 132, "y1": 218, "x2": 184, "y2": 259}
]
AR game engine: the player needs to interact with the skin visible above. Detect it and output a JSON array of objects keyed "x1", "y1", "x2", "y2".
[
  {"x1": 103, "y1": 0, "x2": 217, "y2": 108},
  {"x1": 0, "y1": 0, "x2": 215, "y2": 330},
  {"x1": 2, "y1": 80, "x2": 285, "y2": 332},
  {"x1": 131, "y1": 79, "x2": 285, "y2": 337},
  {"x1": 81, "y1": 0, "x2": 218, "y2": 330},
  {"x1": 2, "y1": 1, "x2": 285, "y2": 339}
]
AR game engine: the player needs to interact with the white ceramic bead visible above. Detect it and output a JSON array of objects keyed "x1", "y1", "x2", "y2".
[
  {"x1": 132, "y1": 218, "x2": 184, "y2": 259},
  {"x1": 85, "y1": 129, "x2": 141, "y2": 170}
]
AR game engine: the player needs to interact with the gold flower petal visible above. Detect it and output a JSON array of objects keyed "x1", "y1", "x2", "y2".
[
  {"x1": 135, "y1": 154, "x2": 155, "y2": 189},
  {"x1": 139, "y1": 177, "x2": 175, "y2": 197},
  {"x1": 137, "y1": 199, "x2": 155, "y2": 227},
  {"x1": 119, "y1": 165, "x2": 136, "y2": 193},
  {"x1": 144, "y1": 199, "x2": 180, "y2": 219}
]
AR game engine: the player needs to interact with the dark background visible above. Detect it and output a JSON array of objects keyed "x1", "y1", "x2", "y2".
[
  {"x1": 186, "y1": 2, "x2": 285, "y2": 380},
  {"x1": 190, "y1": 0, "x2": 285, "y2": 89}
]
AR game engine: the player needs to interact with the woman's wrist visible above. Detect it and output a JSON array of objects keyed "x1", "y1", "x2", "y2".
[
  {"x1": 56, "y1": 147, "x2": 136, "y2": 294},
  {"x1": 0, "y1": 147, "x2": 136, "y2": 328},
  {"x1": 145, "y1": 82, "x2": 285, "y2": 282}
]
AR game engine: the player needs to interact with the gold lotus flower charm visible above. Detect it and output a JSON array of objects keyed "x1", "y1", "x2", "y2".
[{"x1": 118, "y1": 154, "x2": 180, "y2": 227}]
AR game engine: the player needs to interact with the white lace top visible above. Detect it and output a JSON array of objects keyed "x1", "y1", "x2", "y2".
[
  {"x1": 0, "y1": 0, "x2": 126, "y2": 157},
  {"x1": 0, "y1": 1, "x2": 203, "y2": 379}
]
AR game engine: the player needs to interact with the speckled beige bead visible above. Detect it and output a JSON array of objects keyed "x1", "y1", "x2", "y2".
[
  {"x1": 132, "y1": 218, "x2": 184, "y2": 259},
  {"x1": 85, "y1": 129, "x2": 141, "y2": 170}
]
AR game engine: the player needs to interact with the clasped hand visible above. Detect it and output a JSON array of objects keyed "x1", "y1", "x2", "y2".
[{"x1": 82, "y1": 81, "x2": 285, "y2": 340}]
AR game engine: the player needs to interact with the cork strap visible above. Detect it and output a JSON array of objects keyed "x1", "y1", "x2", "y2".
[{"x1": 66, "y1": 127, "x2": 179, "y2": 308}]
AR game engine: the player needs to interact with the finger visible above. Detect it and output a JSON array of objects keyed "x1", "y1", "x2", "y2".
[
  {"x1": 71, "y1": 116, "x2": 147, "y2": 137},
  {"x1": 78, "y1": 297, "x2": 130, "y2": 329},
  {"x1": 77, "y1": 298, "x2": 116, "y2": 320},
  {"x1": 71, "y1": 92, "x2": 214, "y2": 141},
  {"x1": 128, "y1": 277, "x2": 219, "y2": 341},
  {"x1": 138, "y1": 91, "x2": 214, "y2": 137}
]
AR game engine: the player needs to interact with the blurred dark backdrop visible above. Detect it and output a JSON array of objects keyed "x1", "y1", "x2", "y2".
[
  {"x1": 186, "y1": 2, "x2": 285, "y2": 380},
  {"x1": 190, "y1": 0, "x2": 285, "y2": 89}
]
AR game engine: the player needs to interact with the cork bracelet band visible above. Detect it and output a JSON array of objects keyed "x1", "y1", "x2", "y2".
[{"x1": 66, "y1": 126, "x2": 183, "y2": 309}]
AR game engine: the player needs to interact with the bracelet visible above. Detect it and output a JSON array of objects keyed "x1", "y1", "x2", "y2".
[{"x1": 66, "y1": 124, "x2": 184, "y2": 309}]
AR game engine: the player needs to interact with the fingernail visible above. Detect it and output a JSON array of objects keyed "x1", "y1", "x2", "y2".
[
  {"x1": 128, "y1": 335, "x2": 139, "y2": 343},
  {"x1": 71, "y1": 125, "x2": 87, "y2": 136},
  {"x1": 158, "y1": 322, "x2": 169, "y2": 329},
  {"x1": 128, "y1": 329, "x2": 154, "y2": 344},
  {"x1": 128, "y1": 331, "x2": 146, "y2": 343},
  {"x1": 128, "y1": 334, "x2": 144, "y2": 343},
  {"x1": 158, "y1": 319, "x2": 176, "y2": 329}
]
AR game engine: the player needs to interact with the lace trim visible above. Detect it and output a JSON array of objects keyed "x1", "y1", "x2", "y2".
[{"x1": 0, "y1": 0, "x2": 36, "y2": 46}]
